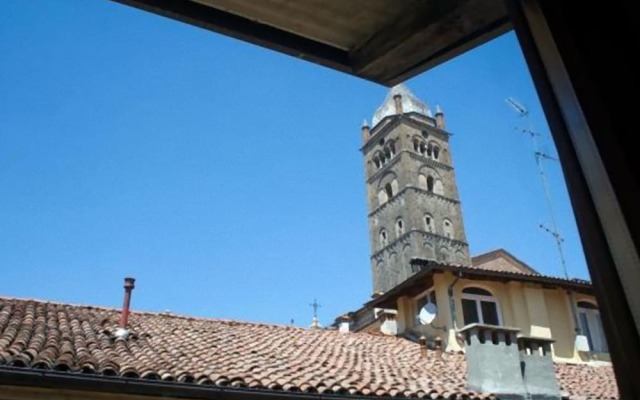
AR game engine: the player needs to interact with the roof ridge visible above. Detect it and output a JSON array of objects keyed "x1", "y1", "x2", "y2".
[
  {"x1": 0, "y1": 295, "x2": 414, "y2": 341},
  {"x1": 0, "y1": 295, "x2": 303, "y2": 330}
]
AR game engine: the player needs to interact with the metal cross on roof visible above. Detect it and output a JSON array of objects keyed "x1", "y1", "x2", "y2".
[{"x1": 309, "y1": 299, "x2": 321, "y2": 319}]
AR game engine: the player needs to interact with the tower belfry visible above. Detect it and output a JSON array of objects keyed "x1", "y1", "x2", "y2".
[{"x1": 361, "y1": 84, "x2": 470, "y2": 293}]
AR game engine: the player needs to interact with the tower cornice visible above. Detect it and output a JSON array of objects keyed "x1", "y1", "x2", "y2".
[
  {"x1": 366, "y1": 150, "x2": 453, "y2": 184},
  {"x1": 370, "y1": 229, "x2": 469, "y2": 260},
  {"x1": 367, "y1": 186, "x2": 460, "y2": 218},
  {"x1": 407, "y1": 152, "x2": 453, "y2": 171},
  {"x1": 366, "y1": 153, "x2": 402, "y2": 182},
  {"x1": 360, "y1": 114, "x2": 451, "y2": 153}
]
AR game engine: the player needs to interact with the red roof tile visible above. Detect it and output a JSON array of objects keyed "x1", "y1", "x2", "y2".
[
  {"x1": 0, "y1": 297, "x2": 618, "y2": 399},
  {"x1": 471, "y1": 249, "x2": 541, "y2": 275}
]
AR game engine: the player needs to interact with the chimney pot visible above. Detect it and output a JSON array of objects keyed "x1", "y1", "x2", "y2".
[
  {"x1": 337, "y1": 314, "x2": 351, "y2": 333},
  {"x1": 434, "y1": 336, "x2": 443, "y2": 358},
  {"x1": 124, "y1": 277, "x2": 135, "y2": 289},
  {"x1": 119, "y1": 277, "x2": 136, "y2": 329},
  {"x1": 419, "y1": 336, "x2": 427, "y2": 358}
]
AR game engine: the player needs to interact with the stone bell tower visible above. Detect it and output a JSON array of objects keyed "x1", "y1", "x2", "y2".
[{"x1": 361, "y1": 84, "x2": 470, "y2": 293}]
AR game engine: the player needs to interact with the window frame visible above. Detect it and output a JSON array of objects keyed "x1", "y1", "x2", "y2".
[
  {"x1": 577, "y1": 300, "x2": 608, "y2": 353},
  {"x1": 460, "y1": 286, "x2": 503, "y2": 326}
]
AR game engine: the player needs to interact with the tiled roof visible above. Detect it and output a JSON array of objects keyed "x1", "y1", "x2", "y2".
[
  {"x1": 556, "y1": 363, "x2": 619, "y2": 400},
  {"x1": 470, "y1": 249, "x2": 541, "y2": 275},
  {"x1": 0, "y1": 297, "x2": 618, "y2": 400},
  {"x1": 409, "y1": 258, "x2": 592, "y2": 290}
]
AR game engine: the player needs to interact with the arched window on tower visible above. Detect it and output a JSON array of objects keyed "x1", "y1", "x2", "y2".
[
  {"x1": 384, "y1": 147, "x2": 391, "y2": 160},
  {"x1": 378, "y1": 189, "x2": 388, "y2": 205},
  {"x1": 384, "y1": 182, "x2": 394, "y2": 199},
  {"x1": 426, "y1": 143, "x2": 433, "y2": 157},
  {"x1": 443, "y1": 219, "x2": 453, "y2": 238},
  {"x1": 413, "y1": 138, "x2": 420, "y2": 152},
  {"x1": 389, "y1": 141, "x2": 396, "y2": 157},
  {"x1": 434, "y1": 179, "x2": 444, "y2": 195},
  {"x1": 433, "y1": 146, "x2": 440, "y2": 160},
  {"x1": 373, "y1": 156, "x2": 381, "y2": 169},
  {"x1": 379, "y1": 229, "x2": 388, "y2": 247},
  {"x1": 418, "y1": 174, "x2": 427, "y2": 190},
  {"x1": 427, "y1": 175, "x2": 434, "y2": 192},
  {"x1": 419, "y1": 142, "x2": 426, "y2": 155},
  {"x1": 395, "y1": 219, "x2": 405, "y2": 237},
  {"x1": 424, "y1": 214, "x2": 435, "y2": 232}
]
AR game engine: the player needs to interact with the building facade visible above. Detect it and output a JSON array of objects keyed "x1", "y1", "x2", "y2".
[
  {"x1": 364, "y1": 250, "x2": 609, "y2": 364},
  {"x1": 348, "y1": 85, "x2": 610, "y2": 366}
]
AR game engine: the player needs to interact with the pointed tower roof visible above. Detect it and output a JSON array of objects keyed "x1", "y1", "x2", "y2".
[{"x1": 371, "y1": 83, "x2": 431, "y2": 127}]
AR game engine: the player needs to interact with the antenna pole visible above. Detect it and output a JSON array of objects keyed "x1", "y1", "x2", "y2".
[{"x1": 506, "y1": 97, "x2": 570, "y2": 279}]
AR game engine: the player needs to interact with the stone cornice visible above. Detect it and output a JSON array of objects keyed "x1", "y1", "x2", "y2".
[
  {"x1": 366, "y1": 151, "x2": 452, "y2": 184},
  {"x1": 367, "y1": 187, "x2": 459, "y2": 218},
  {"x1": 361, "y1": 114, "x2": 450, "y2": 153},
  {"x1": 370, "y1": 229, "x2": 469, "y2": 260},
  {"x1": 407, "y1": 152, "x2": 453, "y2": 171},
  {"x1": 366, "y1": 154, "x2": 401, "y2": 183}
]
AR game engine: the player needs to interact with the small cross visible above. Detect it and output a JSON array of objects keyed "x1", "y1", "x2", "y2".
[{"x1": 309, "y1": 299, "x2": 321, "y2": 319}]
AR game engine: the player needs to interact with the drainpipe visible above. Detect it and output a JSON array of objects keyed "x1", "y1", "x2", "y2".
[
  {"x1": 447, "y1": 272, "x2": 462, "y2": 331},
  {"x1": 567, "y1": 290, "x2": 581, "y2": 333}
]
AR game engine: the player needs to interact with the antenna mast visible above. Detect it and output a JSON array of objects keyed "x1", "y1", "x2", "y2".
[{"x1": 506, "y1": 97, "x2": 569, "y2": 279}]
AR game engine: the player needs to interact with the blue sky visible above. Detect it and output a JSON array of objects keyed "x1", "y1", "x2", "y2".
[{"x1": 0, "y1": 1, "x2": 588, "y2": 327}]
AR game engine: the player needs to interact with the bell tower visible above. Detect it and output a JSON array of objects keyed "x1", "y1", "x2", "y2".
[{"x1": 361, "y1": 84, "x2": 470, "y2": 293}]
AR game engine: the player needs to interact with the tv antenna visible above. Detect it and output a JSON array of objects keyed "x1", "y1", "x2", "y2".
[{"x1": 506, "y1": 97, "x2": 569, "y2": 279}]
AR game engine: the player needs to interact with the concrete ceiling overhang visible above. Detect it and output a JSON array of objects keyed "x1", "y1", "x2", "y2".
[{"x1": 111, "y1": 0, "x2": 511, "y2": 86}]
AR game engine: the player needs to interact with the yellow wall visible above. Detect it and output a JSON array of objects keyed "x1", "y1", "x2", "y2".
[
  {"x1": 545, "y1": 288, "x2": 578, "y2": 359},
  {"x1": 398, "y1": 271, "x2": 604, "y2": 363}
]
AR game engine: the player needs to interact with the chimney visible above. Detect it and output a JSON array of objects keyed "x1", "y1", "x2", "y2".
[
  {"x1": 459, "y1": 324, "x2": 561, "y2": 400},
  {"x1": 518, "y1": 336, "x2": 561, "y2": 399},
  {"x1": 434, "y1": 336, "x2": 443, "y2": 359},
  {"x1": 435, "y1": 105, "x2": 445, "y2": 129},
  {"x1": 119, "y1": 277, "x2": 135, "y2": 329},
  {"x1": 419, "y1": 336, "x2": 428, "y2": 358},
  {"x1": 361, "y1": 119, "x2": 371, "y2": 142},
  {"x1": 393, "y1": 93, "x2": 403, "y2": 114},
  {"x1": 336, "y1": 314, "x2": 351, "y2": 333},
  {"x1": 460, "y1": 324, "x2": 526, "y2": 398},
  {"x1": 379, "y1": 309, "x2": 398, "y2": 336}
]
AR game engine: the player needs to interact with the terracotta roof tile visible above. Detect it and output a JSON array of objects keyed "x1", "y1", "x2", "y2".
[{"x1": 0, "y1": 297, "x2": 618, "y2": 399}]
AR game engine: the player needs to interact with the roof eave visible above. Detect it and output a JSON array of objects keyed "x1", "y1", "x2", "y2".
[
  {"x1": 412, "y1": 258, "x2": 594, "y2": 292},
  {"x1": 0, "y1": 366, "x2": 414, "y2": 400}
]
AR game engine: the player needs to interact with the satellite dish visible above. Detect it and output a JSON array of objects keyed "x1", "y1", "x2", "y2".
[{"x1": 418, "y1": 302, "x2": 438, "y2": 325}]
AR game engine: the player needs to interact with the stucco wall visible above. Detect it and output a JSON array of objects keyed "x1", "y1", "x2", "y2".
[{"x1": 400, "y1": 271, "x2": 604, "y2": 363}]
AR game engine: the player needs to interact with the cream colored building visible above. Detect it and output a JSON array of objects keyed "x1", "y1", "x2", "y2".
[{"x1": 346, "y1": 249, "x2": 608, "y2": 364}]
